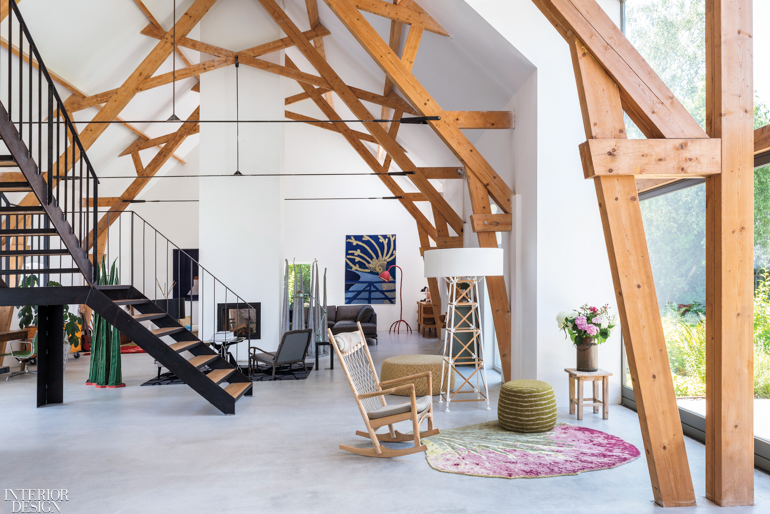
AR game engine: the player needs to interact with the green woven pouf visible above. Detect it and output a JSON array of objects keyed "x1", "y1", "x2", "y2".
[{"x1": 498, "y1": 380, "x2": 557, "y2": 433}]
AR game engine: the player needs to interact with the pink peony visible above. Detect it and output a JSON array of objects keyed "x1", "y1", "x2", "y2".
[
  {"x1": 590, "y1": 306, "x2": 598, "y2": 313},
  {"x1": 575, "y1": 316, "x2": 588, "y2": 330},
  {"x1": 592, "y1": 316, "x2": 603, "y2": 325},
  {"x1": 585, "y1": 325, "x2": 599, "y2": 336}
]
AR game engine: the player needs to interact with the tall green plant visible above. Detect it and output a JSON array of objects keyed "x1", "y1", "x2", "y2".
[{"x1": 87, "y1": 257, "x2": 123, "y2": 387}]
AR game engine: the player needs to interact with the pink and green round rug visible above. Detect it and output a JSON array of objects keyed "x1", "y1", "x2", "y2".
[{"x1": 423, "y1": 421, "x2": 640, "y2": 479}]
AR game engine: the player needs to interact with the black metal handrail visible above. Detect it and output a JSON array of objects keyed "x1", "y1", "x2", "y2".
[
  {"x1": 2, "y1": 0, "x2": 99, "y2": 283},
  {"x1": 99, "y1": 210, "x2": 258, "y2": 351}
]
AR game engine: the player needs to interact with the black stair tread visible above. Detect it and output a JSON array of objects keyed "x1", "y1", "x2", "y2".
[
  {"x1": 113, "y1": 299, "x2": 149, "y2": 306},
  {"x1": 0, "y1": 156, "x2": 18, "y2": 167},
  {"x1": 169, "y1": 340, "x2": 200, "y2": 352},
  {"x1": 133, "y1": 312, "x2": 167, "y2": 322},
  {"x1": 0, "y1": 183, "x2": 33, "y2": 192},
  {"x1": 188, "y1": 355, "x2": 218, "y2": 368},
  {"x1": 207, "y1": 368, "x2": 236, "y2": 385},
  {"x1": 151, "y1": 326, "x2": 185, "y2": 337},
  {"x1": 0, "y1": 228, "x2": 58, "y2": 237},
  {"x1": 0, "y1": 206, "x2": 45, "y2": 215},
  {"x1": 97, "y1": 285, "x2": 132, "y2": 290},
  {"x1": 225, "y1": 382, "x2": 252, "y2": 400},
  {"x1": 0, "y1": 249, "x2": 70, "y2": 256},
  {"x1": 0, "y1": 268, "x2": 80, "y2": 275}
]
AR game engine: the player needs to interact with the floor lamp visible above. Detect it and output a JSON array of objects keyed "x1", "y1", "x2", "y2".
[
  {"x1": 379, "y1": 265, "x2": 412, "y2": 334},
  {"x1": 424, "y1": 248, "x2": 504, "y2": 411}
]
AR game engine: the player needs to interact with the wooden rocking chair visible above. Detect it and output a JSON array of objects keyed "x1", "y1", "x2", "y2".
[{"x1": 328, "y1": 323, "x2": 439, "y2": 458}]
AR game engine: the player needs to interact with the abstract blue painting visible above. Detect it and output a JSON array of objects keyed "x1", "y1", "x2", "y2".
[{"x1": 345, "y1": 235, "x2": 396, "y2": 304}]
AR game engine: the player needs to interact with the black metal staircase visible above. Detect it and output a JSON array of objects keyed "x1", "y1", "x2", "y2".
[{"x1": 0, "y1": 0, "x2": 252, "y2": 414}]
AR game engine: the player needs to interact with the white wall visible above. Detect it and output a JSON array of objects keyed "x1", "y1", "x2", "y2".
[
  {"x1": 466, "y1": 0, "x2": 624, "y2": 405},
  {"x1": 282, "y1": 122, "x2": 427, "y2": 332},
  {"x1": 198, "y1": 0, "x2": 285, "y2": 356}
]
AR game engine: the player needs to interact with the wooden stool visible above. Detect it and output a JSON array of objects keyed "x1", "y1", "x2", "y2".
[{"x1": 564, "y1": 368, "x2": 612, "y2": 420}]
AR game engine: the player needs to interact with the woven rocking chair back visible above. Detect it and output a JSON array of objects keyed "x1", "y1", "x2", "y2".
[{"x1": 329, "y1": 328, "x2": 383, "y2": 413}]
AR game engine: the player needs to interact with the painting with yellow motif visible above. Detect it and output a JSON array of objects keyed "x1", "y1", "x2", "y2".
[{"x1": 345, "y1": 235, "x2": 396, "y2": 304}]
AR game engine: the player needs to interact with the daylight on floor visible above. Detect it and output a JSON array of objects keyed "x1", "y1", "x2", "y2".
[{"x1": 0, "y1": 0, "x2": 767, "y2": 512}]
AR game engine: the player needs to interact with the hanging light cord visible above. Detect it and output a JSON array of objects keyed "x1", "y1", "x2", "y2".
[
  {"x1": 235, "y1": 55, "x2": 240, "y2": 174},
  {"x1": 171, "y1": 0, "x2": 177, "y2": 119}
]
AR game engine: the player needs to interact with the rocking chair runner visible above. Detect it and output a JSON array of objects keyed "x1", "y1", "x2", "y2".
[{"x1": 328, "y1": 323, "x2": 439, "y2": 458}]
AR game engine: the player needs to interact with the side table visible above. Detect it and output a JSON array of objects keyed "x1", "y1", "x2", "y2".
[
  {"x1": 564, "y1": 368, "x2": 613, "y2": 420},
  {"x1": 315, "y1": 341, "x2": 334, "y2": 371}
]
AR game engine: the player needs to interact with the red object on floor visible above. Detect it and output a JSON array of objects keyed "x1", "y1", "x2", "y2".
[
  {"x1": 120, "y1": 344, "x2": 145, "y2": 354},
  {"x1": 94, "y1": 383, "x2": 126, "y2": 388}
]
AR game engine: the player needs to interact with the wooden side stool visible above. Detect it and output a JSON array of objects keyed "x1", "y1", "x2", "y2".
[{"x1": 564, "y1": 368, "x2": 613, "y2": 420}]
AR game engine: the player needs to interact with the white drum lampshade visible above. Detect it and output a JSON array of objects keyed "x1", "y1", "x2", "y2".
[{"x1": 423, "y1": 248, "x2": 504, "y2": 278}]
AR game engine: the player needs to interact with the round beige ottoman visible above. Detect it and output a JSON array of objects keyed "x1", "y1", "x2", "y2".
[
  {"x1": 498, "y1": 380, "x2": 558, "y2": 433},
  {"x1": 380, "y1": 354, "x2": 454, "y2": 396}
]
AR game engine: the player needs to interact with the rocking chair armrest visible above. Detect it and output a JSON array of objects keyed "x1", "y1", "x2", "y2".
[
  {"x1": 357, "y1": 383, "x2": 415, "y2": 400},
  {"x1": 380, "y1": 371, "x2": 432, "y2": 387},
  {"x1": 249, "y1": 347, "x2": 274, "y2": 356}
]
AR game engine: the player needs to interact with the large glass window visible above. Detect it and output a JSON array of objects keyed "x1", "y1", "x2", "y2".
[{"x1": 626, "y1": 0, "x2": 770, "y2": 448}]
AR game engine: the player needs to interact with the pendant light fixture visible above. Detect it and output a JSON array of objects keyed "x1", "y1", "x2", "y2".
[
  {"x1": 167, "y1": 0, "x2": 181, "y2": 122},
  {"x1": 233, "y1": 55, "x2": 242, "y2": 175}
]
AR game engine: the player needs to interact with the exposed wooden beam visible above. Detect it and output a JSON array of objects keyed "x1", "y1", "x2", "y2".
[
  {"x1": 284, "y1": 110, "x2": 379, "y2": 144},
  {"x1": 466, "y1": 171, "x2": 512, "y2": 382},
  {"x1": 238, "y1": 55, "x2": 329, "y2": 88},
  {"x1": 418, "y1": 167, "x2": 462, "y2": 179},
  {"x1": 120, "y1": 126, "x2": 201, "y2": 157},
  {"x1": 323, "y1": 0, "x2": 513, "y2": 213},
  {"x1": 580, "y1": 139, "x2": 722, "y2": 178},
  {"x1": 140, "y1": 23, "x2": 332, "y2": 59},
  {"x1": 305, "y1": 1, "x2": 334, "y2": 107},
  {"x1": 285, "y1": 57, "x2": 438, "y2": 241},
  {"x1": 533, "y1": 0, "x2": 706, "y2": 140},
  {"x1": 705, "y1": 0, "x2": 754, "y2": 506},
  {"x1": 635, "y1": 178, "x2": 682, "y2": 193},
  {"x1": 0, "y1": 37, "x2": 185, "y2": 164},
  {"x1": 470, "y1": 213, "x2": 512, "y2": 232},
  {"x1": 402, "y1": 192, "x2": 427, "y2": 202},
  {"x1": 755, "y1": 124, "x2": 770, "y2": 156},
  {"x1": 377, "y1": 8, "x2": 404, "y2": 161},
  {"x1": 262, "y1": 0, "x2": 463, "y2": 235},
  {"x1": 90, "y1": 108, "x2": 201, "y2": 247},
  {"x1": 285, "y1": 86, "x2": 417, "y2": 114},
  {"x1": 83, "y1": 197, "x2": 121, "y2": 208},
  {"x1": 0, "y1": 0, "x2": 20, "y2": 22},
  {"x1": 353, "y1": 0, "x2": 449, "y2": 36},
  {"x1": 131, "y1": 152, "x2": 145, "y2": 176},
  {"x1": 434, "y1": 236, "x2": 463, "y2": 249},
  {"x1": 417, "y1": 226, "x2": 443, "y2": 330},
  {"x1": 445, "y1": 111, "x2": 514, "y2": 129},
  {"x1": 133, "y1": 0, "x2": 196, "y2": 74},
  {"x1": 570, "y1": 34, "x2": 696, "y2": 507}
]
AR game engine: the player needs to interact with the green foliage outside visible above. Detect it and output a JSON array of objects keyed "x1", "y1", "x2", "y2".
[
  {"x1": 287, "y1": 263, "x2": 311, "y2": 308},
  {"x1": 663, "y1": 274, "x2": 770, "y2": 398},
  {"x1": 625, "y1": 0, "x2": 770, "y2": 397}
]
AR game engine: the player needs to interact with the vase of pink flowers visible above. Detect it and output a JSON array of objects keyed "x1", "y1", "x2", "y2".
[{"x1": 557, "y1": 305, "x2": 617, "y2": 372}]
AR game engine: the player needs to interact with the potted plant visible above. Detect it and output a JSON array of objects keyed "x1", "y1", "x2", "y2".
[
  {"x1": 557, "y1": 305, "x2": 617, "y2": 371},
  {"x1": 17, "y1": 276, "x2": 83, "y2": 370}
]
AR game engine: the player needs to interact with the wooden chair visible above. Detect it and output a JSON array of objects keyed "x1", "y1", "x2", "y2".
[{"x1": 328, "y1": 322, "x2": 439, "y2": 458}]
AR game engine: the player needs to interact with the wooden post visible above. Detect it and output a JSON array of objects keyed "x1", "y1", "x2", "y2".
[
  {"x1": 466, "y1": 172, "x2": 512, "y2": 382},
  {"x1": 705, "y1": 0, "x2": 755, "y2": 506},
  {"x1": 570, "y1": 36, "x2": 696, "y2": 507}
]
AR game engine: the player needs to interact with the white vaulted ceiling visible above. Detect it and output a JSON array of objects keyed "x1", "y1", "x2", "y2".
[{"x1": 11, "y1": 0, "x2": 534, "y2": 195}]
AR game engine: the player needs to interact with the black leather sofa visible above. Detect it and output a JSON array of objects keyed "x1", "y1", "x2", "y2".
[{"x1": 327, "y1": 305, "x2": 378, "y2": 344}]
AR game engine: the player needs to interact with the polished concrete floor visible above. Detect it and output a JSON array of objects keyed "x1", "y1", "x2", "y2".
[{"x1": 1, "y1": 332, "x2": 768, "y2": 513}]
